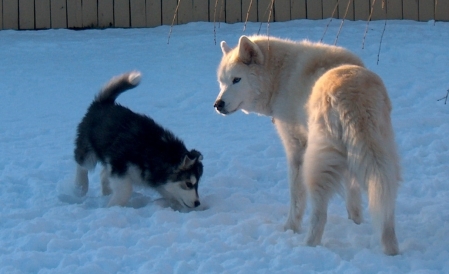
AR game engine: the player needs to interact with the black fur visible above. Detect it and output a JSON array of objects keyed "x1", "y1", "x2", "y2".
[{"x1": 74, "y1": 72, "x2": 203, "y2": 189}]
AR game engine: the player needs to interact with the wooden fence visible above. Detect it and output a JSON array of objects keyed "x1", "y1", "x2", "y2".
[{"x1": 0, "y1": 0, "x2": 448, "y2": 30}]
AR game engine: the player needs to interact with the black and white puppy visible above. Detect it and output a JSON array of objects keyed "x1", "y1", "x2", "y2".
[{"x1": 74, "y1": 71, "x2": 203, "y2": 209}]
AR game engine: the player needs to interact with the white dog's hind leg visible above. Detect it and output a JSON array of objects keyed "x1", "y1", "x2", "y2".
[
  {"x1": 107, "y1": 176, "x2": 133, "y2": 207},
  {"x1": 101, "y1": 167, "x2": 112, "y2": 196},
  {"x1": 304, "y1": 136, "x2": 346, "y2": 247},
  {"x1": 284, "y1": 158, "x2": 307, "y2": 233},
  {"x1": 344, "y1": 172, "x2": 363, "y2": 224},
  {"x1": 74, "y1": 165, "x2": 89, "y2": 196}
]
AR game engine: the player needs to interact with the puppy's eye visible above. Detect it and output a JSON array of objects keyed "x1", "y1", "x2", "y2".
[
  {"x1": 232, "y1": 77, "x2": 241, "y2": 84},
  {"x1": 186, "y1": 182, "x2": 193, "y2": 189}
]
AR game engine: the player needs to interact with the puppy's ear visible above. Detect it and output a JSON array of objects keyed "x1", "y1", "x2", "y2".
[
  {"x1": 179, "y1": 154, "x2": 195, "y2": 170},
  {"x1": 188, "y1": 149, "x2": 203, "y2": 162},
  {"x1": 237, "y1": 36, "x2": 264, "y2": 65},
  {"x1": 221, "y1": 41, "x2": 232, "y2": 55},
  {"x1": 179, "y1": 150, "x2": 202, "y2": 170}
]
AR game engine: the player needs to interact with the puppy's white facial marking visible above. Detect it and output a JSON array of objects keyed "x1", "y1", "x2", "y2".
[{"x1": 159, "y1": 180, "x2": 199, "y2": 209}]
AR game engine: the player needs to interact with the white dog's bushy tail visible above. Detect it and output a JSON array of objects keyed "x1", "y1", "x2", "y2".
[
  {"x1": 95, "y1": 71, "x2": 142, "y2": 104},
  {"x1": 336, "y1": 72, "x2": 401, "y2": 255}
]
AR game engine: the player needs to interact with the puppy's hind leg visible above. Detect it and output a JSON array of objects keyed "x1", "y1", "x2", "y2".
[
  {"x1": 107, "y1": 175, "x2": 133, "y2": 207},
  {"x1": 101, "y1": 167, "x2": 112, "y2": 196},
  {"x1": 74, "y1": 165, "x2": 89, "y2": 197}
]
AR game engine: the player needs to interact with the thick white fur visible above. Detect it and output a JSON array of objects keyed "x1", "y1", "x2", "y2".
[{"x1": 216, "y1": 35, "x2": 401, "y2": 255}]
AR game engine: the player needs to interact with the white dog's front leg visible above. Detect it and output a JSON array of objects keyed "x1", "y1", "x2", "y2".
[
  {"x1": 275, "y1": 121, "x2": 307, "y2": 233},
  {"x1": 284, "y1": 157, "x2": 307, "y2": 233}
]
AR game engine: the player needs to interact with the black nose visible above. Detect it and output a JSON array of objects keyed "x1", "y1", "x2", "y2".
[
  {"x1": 194, "y1": 200, "x2": 201, "y2": 207},
  {"x1": 214, "y1": 99, "x2": 225, "y2": 112}
]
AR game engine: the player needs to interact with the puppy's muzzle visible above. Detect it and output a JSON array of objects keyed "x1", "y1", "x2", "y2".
[{"x1": 214, "y1": 99, "x2": 226, "y2": 114}]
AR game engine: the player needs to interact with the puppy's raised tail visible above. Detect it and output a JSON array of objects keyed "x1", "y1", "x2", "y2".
[{"x1": 95, "y1": 71, "x2": 142, "y2": 104}]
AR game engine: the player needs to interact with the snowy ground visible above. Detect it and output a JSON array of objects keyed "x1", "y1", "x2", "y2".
[{"x1": 0, "y1": 19, "x2": 448, "y2": 273}]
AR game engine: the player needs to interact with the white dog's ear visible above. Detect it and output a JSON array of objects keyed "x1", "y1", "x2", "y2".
[
  {"x1": 237, "y1": 36, "x2": 264, "y2": 65},
  {"x1": 221, "y1": 41, "x2": 232, "y2": 55}
]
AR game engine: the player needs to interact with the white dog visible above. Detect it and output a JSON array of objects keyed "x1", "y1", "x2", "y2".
[{"x1": 214, "y1": 35, "x2": 401, "y2": 255}]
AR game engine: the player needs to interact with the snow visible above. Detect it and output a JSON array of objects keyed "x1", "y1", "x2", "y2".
[{"x1": 0, "y1": 19, "x2": 448, "y2": 273}]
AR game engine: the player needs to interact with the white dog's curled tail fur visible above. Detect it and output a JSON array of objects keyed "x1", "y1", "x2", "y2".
[{"x1": 95, "y1": 71, "x2": 142, "y2": 104}]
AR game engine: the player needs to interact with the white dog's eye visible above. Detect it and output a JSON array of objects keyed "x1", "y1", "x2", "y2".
[
  {"x1": 186, "y1": 182, "x2": 193, "y2": 189},
  {"x1": 232, "y1": 77, "x2": 241, "y2": 84}
]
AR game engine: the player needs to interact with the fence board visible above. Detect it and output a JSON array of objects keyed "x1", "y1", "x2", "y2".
[
  {"x1": 403, "y1": 0, "x2": 419, "y2": 20},
  {"x1": 35, "y1": 0, "x2": 51, "y2": 29},
  {"x1": 371, "y1": 0, "x2": 386, "y2": 20},
  {"x1": 98, "y1": 0, "x2": 113, "y2": 28},
  {"x1": 226, "y1": 0, "x2": 242, "y2": 23},
  {"x1": 387, "y1": 0, "x2": 402, "y2": 19},
  {"x1": 242, "y1": 0, "x2": 257, "y2": 22},
  {"x1": 339, "y1": 0, "x2": 355, "y2": 20},
  {"x1": 83, "y1": 0, "x2": 98, "y2": 28},
  {"x1": 354, "y1": 0, "x2": 369, "y2": 20},
  {"x1": 51, "y1": 0, "x2": 67, "y2": 28},
  {"x1": 258, "y1": 0, "x2": 274, "y2": 22},
  {"x1": 19, "y1": 0, "x2": 34, "y2": 29},
  {"x1": 162, "y1": 0, "x2": 177, "y2": 25},
  {"x1": 323, "y1": 0, "x2": 339, "y2": 18},
  {"x1": 0, "y1": 1, "x2": 3, "y2": 30},
  {"x1": 67, "y1": 0, "x2": 83, "y2": 28},
  {"x1": 178, "y1": 0, "x2": 208, "y2": 23},
  {"x1": 0, "y1": 0, "x2": 445, "y2": 31},
  {"x1": 178, "y1": 0, "x2": 193, "y2": 24},
  {"x1": 210, "y1": 0, "x2": 226, "y2": 22},
  {"x1": 3, "y1": 0, "x2": 18, "y2": 30},
  {"x1": 307, "y1": 0, "x2": 322, "y2": 19},
  {"x1": 435, "y1": 0, "x2": 449, "y2": 20},
  {"x1": 291, "y1": 0, "x2": 306, "y2": 19},
  {"x1": 130, "y1": 0, "x2": 146, "y2": 27},
  {"x1": 146, "y1": 0, "x2": 162, "y2": 27},
  {"x1": 274, "y1": 0, "x2": 290, "y2": 21},
  {"x1": 419, "y1": 0, "x2": 434, "y2": 21},
  {"x1": 193, "y1": 0, "x2": 209, "y2": 21},
  {"x1": 115, "y1": 0, "x2": 130, "y2": 27}
]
